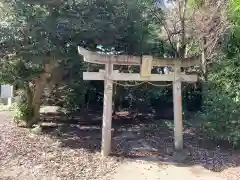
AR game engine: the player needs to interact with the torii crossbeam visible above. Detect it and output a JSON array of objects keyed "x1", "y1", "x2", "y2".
[{"x1": 78, "y1": 46, "x2": 200, "y2": 157}]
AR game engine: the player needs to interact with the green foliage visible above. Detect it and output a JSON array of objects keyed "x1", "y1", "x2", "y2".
[
  {"x1": 228, "y1": 0, "x2": 240, "y2": 25},
  {"x1": 14, "y1": 91, "x2": 34, "y2": 125},
  {"x1": 187, "y1": 0, "x2": 204, "y2": 8},
  {"x1": 43, "y1": 0, "x2": 167, "y2": 113},
  {"x1": 193, "y1": 1, "x2": 240, "y2": 147},
  {"x1": 0, "y1": 0, "x2": 164, "y2": 115},
  {"x1": 59, "y1": 56, "x2": 88, "y2": 111},
  {"x1": 14, "y1": 103, "x2": 34, "y2": 124},
  {"x1": 199, "y1": 55, "x2": 240, "y2": 146}
]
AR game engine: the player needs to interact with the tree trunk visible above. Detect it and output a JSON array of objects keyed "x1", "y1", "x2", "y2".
[{"x1": 27, "y1": 73, "x2": 48, "y2": 128}]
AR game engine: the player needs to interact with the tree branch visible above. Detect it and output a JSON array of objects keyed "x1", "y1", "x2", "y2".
[{"x1": 149, "y1": 7, "x2": 179, "y2": 56}]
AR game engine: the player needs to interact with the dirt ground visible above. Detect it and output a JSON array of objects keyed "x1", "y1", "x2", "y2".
[
  {"x1": 0, "y1": 110, "x2": 240, "y2": 180},
  {"x1": 0, "y1": 111, "x2": 120, "y2": 180}
]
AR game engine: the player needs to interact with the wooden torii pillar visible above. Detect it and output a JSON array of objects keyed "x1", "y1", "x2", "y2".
[{"x1": 78, "y1": 47, "x2": 200, "y2": 156}]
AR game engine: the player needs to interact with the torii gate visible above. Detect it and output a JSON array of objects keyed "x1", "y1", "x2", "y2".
[{"x1": 78, "y1": 47, "x2": 200, "y2": 157}]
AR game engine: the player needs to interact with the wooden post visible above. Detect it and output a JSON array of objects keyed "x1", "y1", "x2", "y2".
[
  {"x1": 173, "y1": 62, "x2": 183, "y2": 151},
  {"x1": 101, "y1": 63, "x2": 113, "y2": 157},
  {"x1": 140, "y1": 55, "x2": 153, "y2": 77}
]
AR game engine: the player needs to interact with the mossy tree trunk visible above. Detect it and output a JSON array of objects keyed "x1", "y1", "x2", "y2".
[
  {"x1": 26, "y1": 73, "x2": 49, "y2": 128},
  {"x1": 17, "y1": 63, "x2": 53, "y2": 128}
]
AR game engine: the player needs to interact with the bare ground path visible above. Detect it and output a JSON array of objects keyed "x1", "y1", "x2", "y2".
[
  {"x1": 111, "y1": 160, "x2": 237, "y2": 180},
  {"x1": 0, "y1": 110, "x2": 240, "y2": 180},
  {"x1": 111, "y1": 130, "x2": 240, "y2": 180}
]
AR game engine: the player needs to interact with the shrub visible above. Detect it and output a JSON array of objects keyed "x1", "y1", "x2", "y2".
[{"x1": 199, "y1": 56, "x2": 240, "y2": 146}]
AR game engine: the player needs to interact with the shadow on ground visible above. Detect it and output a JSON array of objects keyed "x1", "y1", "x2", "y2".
[
  {"x1": 40, "y1": 110, "x2": 142, "y2": 152},
  {"x1": 40, "y1": 110, "x2": 240, "y2": 173}
]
